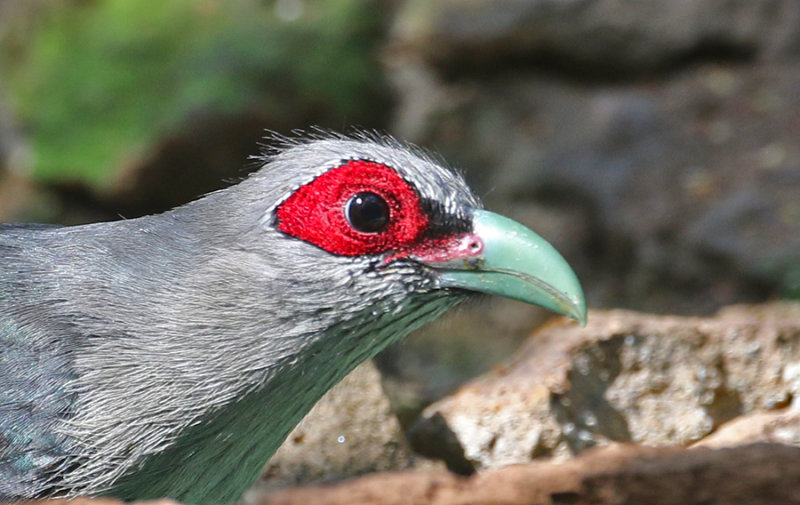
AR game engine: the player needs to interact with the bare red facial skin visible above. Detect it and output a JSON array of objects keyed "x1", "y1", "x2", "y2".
[
  {"x1": 276, "y1": 159, "x2": 483, "y2": 264},
  {"x1": 276, "y1": 160, "x2": 429, "y2": 256},
  {"x1": 385, "y1": 233, "x2": 484, "y2": 266}
]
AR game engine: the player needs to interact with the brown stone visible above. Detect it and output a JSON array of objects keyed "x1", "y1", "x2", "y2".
[
  {"x1": 262, "y1": 443, "x2": 800, "y2": 505},
  {"x1": 409, "y1": 303, "x2": 800, "y2": 471},
  {"x1": 694, "y1": 408, "x2": 800, "y2": 448}
]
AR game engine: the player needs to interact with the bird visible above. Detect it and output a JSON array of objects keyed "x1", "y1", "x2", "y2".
[{"x1": 0, "y1": 132, "x2": 585, "y2": 504}]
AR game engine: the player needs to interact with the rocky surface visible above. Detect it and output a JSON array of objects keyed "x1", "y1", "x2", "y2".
[
  {"x1": 694, "y1": 408, "x2": 800, "y2": 448},
  {"x1": 389, "y1": 0, "x2": 800, "y2": 76},
  {"x1": 263, "y1": 443, "x2": 800, "y2": 505},
  {"x1": 409, "y1": 303, "x2": 800, "y2": 472}
]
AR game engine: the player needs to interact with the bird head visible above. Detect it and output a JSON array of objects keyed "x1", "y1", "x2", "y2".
[{"x1": 239, "y1": 133, "x2": 586, "y2": 331}]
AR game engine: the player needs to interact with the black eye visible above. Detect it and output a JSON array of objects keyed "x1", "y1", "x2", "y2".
[{"x1": 345, "y1": 192, "x2": 389, "y2": 233}]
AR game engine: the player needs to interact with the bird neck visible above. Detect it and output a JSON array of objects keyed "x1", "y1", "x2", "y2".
[
  {"x1": 102, "y1": 292, "x2": 457, "y2": 504},
  {"x1": 105, "y1": 358, "x2": 310, "y2": 504},
  {"x1": 102, "y1": 304, "x2": 433, "y2": 504}
]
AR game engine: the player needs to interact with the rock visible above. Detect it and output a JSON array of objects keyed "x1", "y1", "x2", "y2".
[
  {"x1": 390, "y1": 0, "x2": 800, "y2": 75},
  {"x1": 248, "y1": 362, "x2": 433, "y2": 502},
  {"x1": 694, "y1": 408, "x2": 800, "y2": 448},
  {"x1": 409, "y1": 303, "x2": 800, "y2": 472},
  {"x1": 262, "y1": 443, "x2": 800, "y2": 505},
  {"x1": 716, "y1": 301, "x2": 800, "y2": 321}
]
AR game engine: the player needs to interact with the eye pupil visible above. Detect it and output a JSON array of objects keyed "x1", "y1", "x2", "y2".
[{"x1": 346, "y1": 192, "x2": 389, "y2": 233}]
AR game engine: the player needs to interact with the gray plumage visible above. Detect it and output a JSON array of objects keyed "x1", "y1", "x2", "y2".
[{"x1": 0, "y1": 134, "x2": 481, "y2": 503}]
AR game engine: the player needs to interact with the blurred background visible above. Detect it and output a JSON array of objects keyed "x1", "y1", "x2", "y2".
[{"x1": 1, "y1": 0, "x2": 799, "y2": 410}]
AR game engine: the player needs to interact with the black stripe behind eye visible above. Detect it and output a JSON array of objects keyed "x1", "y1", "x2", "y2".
[{"x1": 419, "y1": 198, "x2": 472, "y2": 238}]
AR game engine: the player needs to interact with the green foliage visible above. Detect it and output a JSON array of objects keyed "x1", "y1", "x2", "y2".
[{"x1": 2, "y1": 0, "x2": 385, "y2": 186}]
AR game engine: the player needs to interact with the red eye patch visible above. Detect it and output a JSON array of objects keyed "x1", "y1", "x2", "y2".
[{"x1": 275, "y1": 160, "x2": 430, "y2": 256}]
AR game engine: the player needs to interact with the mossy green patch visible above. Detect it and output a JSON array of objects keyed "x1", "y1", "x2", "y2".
[{"x1": 1, "y1": 0, "x2": 385, "y2": 188}]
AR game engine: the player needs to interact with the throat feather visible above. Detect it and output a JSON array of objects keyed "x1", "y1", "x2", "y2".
[{"x1": 104, "y1": 296, "x2": 457, "y2": 504}]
